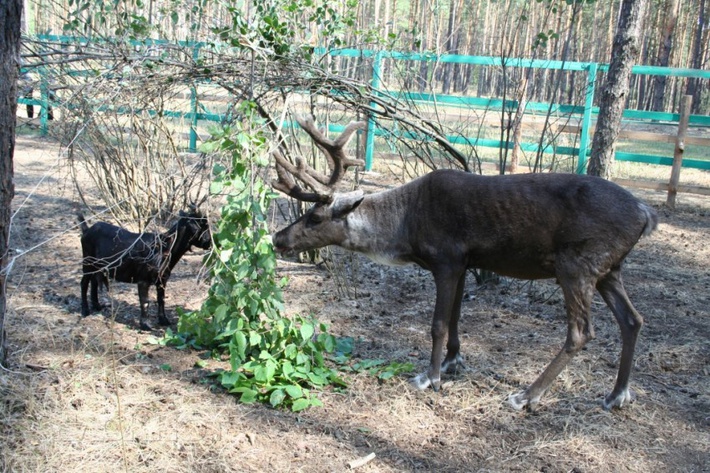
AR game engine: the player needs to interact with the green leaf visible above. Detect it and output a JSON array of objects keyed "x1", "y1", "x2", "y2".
[
  {"x1": 234, "y1": 331, "x2": 247, "y2": 358},
  {"x1": 269, "y1": 388, "x2": 286, "y2": 407},
  {"x1": 145, "y1": 336, "x2": 162, "y2": 345},
  {"x1": 319, "y1": 333, "x2": 336, "y2": 353},
  {"x1": 235, "y1": 388, "x2": 259, "y2": 404},
  {"x1": 309, "y1": 398, "x2": 323, "y2": 408},
  {"x1": 210, "y1": 181, "x2": 224, "y2": 194},
  {"x1": 378, "y1": 371, "x2": 395, "y2": 380},
  {"x1": 335, "y1": 336, "x2": 354, "y2": 356},
  {"x1": 282, "y1": 360, "x2": 295, "y2": 378},
  {"x1": 300, "y1": 322, "x2": 314, "y2": 342},
  {"x1": 254, "y1": 360, "x2": 276, "y2": 384},
  {"x1": 307, "y1": 371, "x2": 328, "y2": 386},
  {"x1": 284, "y1": 384, "x2": 303, "y2": 399},
  {"x1": 220, "y1": 370, "x2": 241, "y2": 387},
  {"x1": 219, "y1": 248, "x2": 234, "y2": 262},
  {"x1": 249, "y1": 331, "x2": 261, "y2": 347},
  {"x1": 291, "y1": 398, "x2": 312, "y2": 412}
]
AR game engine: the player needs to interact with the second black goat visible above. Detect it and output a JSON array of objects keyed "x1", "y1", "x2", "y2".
[{"x1": 78, "y1": 210, "x2": 212, "y2": 330}]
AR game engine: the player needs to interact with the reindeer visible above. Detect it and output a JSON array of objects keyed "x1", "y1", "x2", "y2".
[{"x1": 272, "y1": 116, "x2": 657, "y2": 411}]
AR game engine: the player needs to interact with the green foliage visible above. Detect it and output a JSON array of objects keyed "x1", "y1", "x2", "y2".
[
  {"x1": 347, "y1": 358, "x2": 415, "y2": 381},
  {"x1": 64, "y1": 0, "x2": 208, "y2": 38},
  {"x1": 530, "y1": 0, "x2": 594, "y2": 50},
  {"x1": 329, "y1": 336, "x2": 415, "y2": 380},
  {"x1": 212, "y1": 0, "x2": 359, "y2": 57},
  {"x1": 170, "y1": 109, "x2": 348, "y2": 411}
]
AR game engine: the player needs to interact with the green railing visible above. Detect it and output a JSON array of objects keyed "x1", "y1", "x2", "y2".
[
  {"x1": 19, "y1": 36, "x2": 710, "y2": 173},
  {"x1": 348, "y1": 49, "x2": 710, "y2": 172}
]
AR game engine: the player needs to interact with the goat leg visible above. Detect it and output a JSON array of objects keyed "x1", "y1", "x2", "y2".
[
  {"x1": 137, "y1": 283, "x2": 153, "y2": 330},
  {"x1": 80, "y1": 275, "x2": 91, "y2": 317},
  {"x1": 90, "y1": 274, "x2": 103, "y2": 312},
  {"x1": 156, "y1": 283, "x2": 171, "y2": 326}
]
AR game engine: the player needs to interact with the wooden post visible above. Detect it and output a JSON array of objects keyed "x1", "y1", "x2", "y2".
[
  {"x1": 576, "y1": 62, "x2": 597, "y2": 174},
  {"x1": 364, "y1": 51, "x2": 383, "y2": 172},
  {"x1": 510, "y1": 75, "x2": 528, "y2": 174},
  {"x1": 666, "y1": 95, "x2": 692, "y2": 209}
]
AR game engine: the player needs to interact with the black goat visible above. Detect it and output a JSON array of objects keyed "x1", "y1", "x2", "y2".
[{"x1": 78, "y1": 210, "x2": 212, "y2": 330}]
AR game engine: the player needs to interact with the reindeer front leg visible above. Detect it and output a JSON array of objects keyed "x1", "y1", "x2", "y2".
[{"x1": 412, "y1": 268, "x2": 464, "y2": 391}]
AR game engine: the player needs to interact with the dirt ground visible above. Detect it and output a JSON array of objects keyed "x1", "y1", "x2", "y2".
[{"x1": 2, "y1": 134, "x2": 709, "y2": 472}]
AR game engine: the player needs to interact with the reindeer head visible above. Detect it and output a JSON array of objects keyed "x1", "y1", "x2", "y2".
[{"x1": 271, "y1": 116, "x2": 366, "y2": 254}]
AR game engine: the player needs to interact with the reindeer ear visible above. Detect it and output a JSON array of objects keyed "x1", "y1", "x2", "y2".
[{"x1": 331, "y1": 190, "x2": 364, "y2": 218}]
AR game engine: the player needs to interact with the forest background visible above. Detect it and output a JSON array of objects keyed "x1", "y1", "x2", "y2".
[{"x1": 21, "y1": 0, "x2": 709, "y2": 115}]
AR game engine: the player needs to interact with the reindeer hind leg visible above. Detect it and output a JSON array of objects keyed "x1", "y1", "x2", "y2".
[
  {"x1": 509, "y1": 270, "x2": 596, "y2": 411},
  {"x1": 596, "y1": 269, "x2": 643, "y2": 410},
  {"x1": 441, "y1": 272, "x2": 467, "y2": 375}
]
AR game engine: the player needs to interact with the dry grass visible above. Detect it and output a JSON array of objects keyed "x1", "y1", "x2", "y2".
[{"x1": 2, "y1": 135, "x2": 709, "y2": 472}]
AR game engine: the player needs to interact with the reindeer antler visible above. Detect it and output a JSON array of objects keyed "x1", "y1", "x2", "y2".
[{"x1": 272, "y1": 116, "x2": 366, "y2": 203}]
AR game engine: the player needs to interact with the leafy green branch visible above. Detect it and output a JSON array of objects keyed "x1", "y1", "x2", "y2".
[{"x1": 165, "y1": 108, "x2": 351, "y2": 411}]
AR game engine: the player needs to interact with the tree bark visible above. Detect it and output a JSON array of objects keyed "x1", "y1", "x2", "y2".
[
  {"x1": 651, "y1": 0, "x2": 678, "y2": 111},
  {"x1": 0, "y1": 0, "x2": 22, "y2": 366},
  {"x1": 588, "y1": 0, "x2": 648, "y2": 179},
  {"x1": 685, "y1": 0, "x2": 706, "y2": 114}
]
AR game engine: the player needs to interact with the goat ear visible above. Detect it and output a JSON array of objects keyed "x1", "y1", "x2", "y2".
[{"x1": 331, "y1": 190, "x2": 364, "y2": 219}]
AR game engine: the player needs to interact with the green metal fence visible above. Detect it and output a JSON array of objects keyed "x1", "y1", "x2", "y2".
[{"x1": 19, "y1": 36, "x2": 710, "y2": 173}]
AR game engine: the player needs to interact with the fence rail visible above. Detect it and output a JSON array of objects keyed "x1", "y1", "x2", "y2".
[{"x1": 18, "y1": 36, "x2": 710, "y2": 176}]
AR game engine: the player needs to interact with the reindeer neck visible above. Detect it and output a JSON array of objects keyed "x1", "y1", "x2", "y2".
[{"x1": 343, "y1": 187, "x2": 415, "y2": 263}]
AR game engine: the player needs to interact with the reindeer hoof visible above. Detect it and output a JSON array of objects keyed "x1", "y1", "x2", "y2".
[
  {"x1": 158, "y1": 316, "x2": 172, "y2": 326},
  {"x1": 602, "y1": 388, "x2": 635, "y2": 410},
  {"x1": 410, "y1": 372, "x2": 441, "y2": 391},
  {"x1": 441, "y1": 354, "x2": 465, "y2": 374},
  {"x1": 508, "y1": 391, "x2": 540, "y2": 411},
  {"x1": 508, "y1": 392, "x2": 529, "y2": 411}
]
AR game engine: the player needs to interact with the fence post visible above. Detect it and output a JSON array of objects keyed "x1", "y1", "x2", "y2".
[
  {"x1": 38, "y1": 65, "x2": 50, "y2": 135},
  {"x1": 666, "y1": 95, "x2": 692, "y2": 209},
  {"x1": 576, "y1": 62, "x2": 597, "y2": 174},
  {"x1": 365, "y1": 51, "x2": 383, "y2": 171},
  {"x1": 189, "y1": 44, "x2": 201, "y2": 153}
]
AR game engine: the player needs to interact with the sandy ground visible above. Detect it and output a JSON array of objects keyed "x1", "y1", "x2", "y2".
[{"x1": 1, "y1": 134, "x2": 709, "y2": 472}]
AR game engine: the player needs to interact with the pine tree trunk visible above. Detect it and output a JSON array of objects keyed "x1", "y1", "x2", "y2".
[
  {"x1": 652, "y1": 0, "x2": 679, "y2": 111},
  {"x1": 686, "y1": 0, "x2": 706, "y2": 113},
  {"x1": 588, "y1": 0, "x2": 648, "y2": 179},
  {"x1": 0, "y1": 0, "x2": 23, "y2": 366}
]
